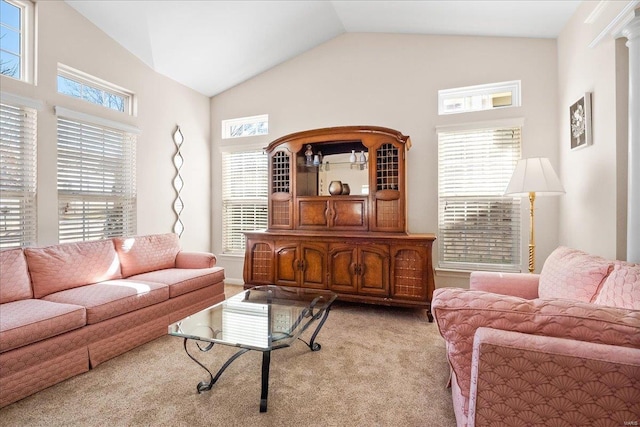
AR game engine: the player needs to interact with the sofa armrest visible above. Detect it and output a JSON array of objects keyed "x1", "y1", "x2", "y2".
[
  {"x1": 432, "y1": 287, "x2": 640, "y2": 405},
  {"x1": 469, "y1": 327, "x2": 640, "y2": 426},
  {"x1": 175, "y1": 251, "x2": 217, "y2": 269},
  {"x1": 469, "y1": 271, "x2": 539, "y2": 299}
]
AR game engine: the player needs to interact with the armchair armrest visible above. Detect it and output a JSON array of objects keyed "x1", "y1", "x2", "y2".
[
  {"x1": 175, "y1": 251, "x2": 217, "y2": 269},
  {"x1": 432, "y1": 287, "x2": 640, "y2": 405},
  {"x1": 469, "y1": 271, "x2": 539, "y2": 299},
  {"x1": 469, "y1": 327, "x2": 640, "y2": 426}
]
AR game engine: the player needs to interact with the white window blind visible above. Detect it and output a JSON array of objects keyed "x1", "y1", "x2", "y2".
[
  {"x1": 0, "y1": 101, "x2": 36, "y2": 248},
  {"x1": 438, "y1": 126, "x2": 521, "y2": 271},
  {"x1": 57, "y1": 117, "x2": 136, "y2": 243},
  {"x1": 222, "y1": 150, "x2": 268, "y2": 254}
]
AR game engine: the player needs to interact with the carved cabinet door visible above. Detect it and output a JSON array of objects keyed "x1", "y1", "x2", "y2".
[
  {"x1": 243, "y1": 239, "x2": 274, "y2": 285},
  {"x1": 358, "y1": 244, "x2": 390, "y2": 296},
  {"x1": 274, "y1": 243, "x2": 299, "y2": 287},
  {"x1": 300, "y1": 243, "x2": 327, "y2": 289},
  {"x1": 390, "y1": 245, "x2": 427, "y2": 301},
  {"x1": 328, "y1": 243, "x2": 389, "y2": 296},
  {"x1": 328, "y1": 244, "x2": 358, "y2": 294},
  {"x1": 274, "y1": 242, "x2": 327, "y2": 289}
]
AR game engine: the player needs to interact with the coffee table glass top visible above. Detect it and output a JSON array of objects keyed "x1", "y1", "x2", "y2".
[{"x1": 168, "y1": 285, "x2": 337, "y2": 351}]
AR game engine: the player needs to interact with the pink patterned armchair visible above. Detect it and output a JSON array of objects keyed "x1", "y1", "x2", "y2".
[{"x1": 432, "y1": 247, "x2": 640, "y2": 426}]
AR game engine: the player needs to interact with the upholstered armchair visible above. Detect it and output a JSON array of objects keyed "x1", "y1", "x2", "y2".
[{"x1": 432, "y1": 247, "x2": 640, "y2": 426}]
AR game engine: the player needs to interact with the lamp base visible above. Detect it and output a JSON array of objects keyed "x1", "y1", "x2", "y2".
[
  {"x1": 528, "y1": 243, "x2": 535, "y2": 273},
  {"x1": 528, "y1": 192, "x2": 536, "y2": 273}
]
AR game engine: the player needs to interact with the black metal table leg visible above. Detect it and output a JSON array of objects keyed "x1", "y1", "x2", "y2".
[
  {"x1": 260, "y1": 350, "x2": 271, "y2": 412},
  {"x1": 183, "y1": 338, "x2": 250, "y2": 393},
  {"x1": 307, "y1": 304, "x2": 332, "y2": 351}
]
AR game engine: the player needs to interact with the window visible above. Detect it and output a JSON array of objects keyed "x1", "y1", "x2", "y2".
[
  {"x1": 57, "y1": 64, "x2": 133, "y2": 114},
  {"x1": 438, "y1": 123, "x2": 522, "y2": 271},
  {"x1": 0, "y1": 98, "x2": 36, "y2": 248},
  {"x1": 57, "y1": 111, "x2": 136, "y2": 243},
  {"x1": 222, "y1": 114, "x2": 268, "y2": 139},
  {"x1": 0, "y1": 0, "x2": 33, "y2": 82},
  {"x1": 438, "y1": 81, "x2": 521, "y2": 115},
  {"x1": 221, "y1": 150, "x2": 268, "y2": 254}
]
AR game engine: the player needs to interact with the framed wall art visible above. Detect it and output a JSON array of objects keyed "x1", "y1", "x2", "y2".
[{"x1": 569, "y1": 92, "x2": 592, "y2": 150}]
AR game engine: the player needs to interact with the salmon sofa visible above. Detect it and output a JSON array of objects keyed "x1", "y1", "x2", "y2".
[
  {"x1": 432, "y1": 246, "x2": 640, "y2": 426},
  {"x1": 0, "y1": 233, "x2": 225, "y2": 408}
]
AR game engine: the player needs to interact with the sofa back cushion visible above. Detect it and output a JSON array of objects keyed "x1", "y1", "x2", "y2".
[
  {"x1": 113, "y1": 233, "x2": 180, "y2": 277},
  {"x1": 25, "y1": 240, "x2": 122, "y2": 298},
  {"x1": 538, "y1": 246, "x2": 613, "y2": 302},
  {"x1": 0, "y1": 248, "x2": 33, "y2": 303},
  {"x1": 594, "y1": 261, "x2": 640, "y2": 310}
]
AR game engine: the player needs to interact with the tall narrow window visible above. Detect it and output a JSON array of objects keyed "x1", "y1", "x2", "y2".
[
  {"x1": 57, "y1": 115, "x2": 136, "y2": 242},
  {"x1": 221, "y1": 150, "x2": 268, "y2": 254},
  {"x1": 0, "y1": 0, "x2": 33, "y2": 82},
  {"x1": 0, "y1": 99, "x2": 36, "y2": 248},
  {"x1": 438, "y1": 124, "x2": 521, "y2": 271}
]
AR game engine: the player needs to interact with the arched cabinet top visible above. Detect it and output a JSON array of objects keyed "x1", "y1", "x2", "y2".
[{"x1": 264, "y1": 126, "x2": 412, "y2": 154}]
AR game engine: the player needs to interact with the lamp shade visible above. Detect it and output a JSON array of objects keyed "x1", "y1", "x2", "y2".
[{"x1": 504, "y1": 157, "x2": 565, "y2": 196}]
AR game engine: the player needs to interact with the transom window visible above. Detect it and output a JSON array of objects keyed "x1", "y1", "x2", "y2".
[
  {"x1": 438, "y1": 122, "x2": 522, "y2": 271},
  {"x1": 438, "y1": 80, "x2": 521, "y2": 115},
  {"x1": 222, "y1": 114, "x2": 268, "y2": 139},
  {"x1": 57, "y1": 64, "x2": 133, "y2": 114}
]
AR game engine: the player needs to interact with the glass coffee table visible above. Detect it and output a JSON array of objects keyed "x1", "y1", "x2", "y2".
[{"x1": 168, "y1": 285, "x2": 337, "y2": 412}]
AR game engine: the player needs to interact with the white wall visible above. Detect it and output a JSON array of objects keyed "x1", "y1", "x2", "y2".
[
  {"x1": 557, "y1": 1, "x2": 630, "y2": 259},
  {"x1": 211, "y1": 33, "x2": 560, "y2": 286},
  {"x1": 1, "y1": 1, "x2": 212, "y2": 251}
]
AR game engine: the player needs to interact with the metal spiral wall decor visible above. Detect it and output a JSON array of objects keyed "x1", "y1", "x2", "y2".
[{"x1": 172, "y1": 126, "x2": 185, "y2": 237}]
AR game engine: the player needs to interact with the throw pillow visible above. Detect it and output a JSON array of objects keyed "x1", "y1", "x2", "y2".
[
  {"x1": 594, "y1": 262, "x2": 640, "y2": 310},
  {"x1": 538, "y1": 246, "x2": 613, "y2": 302}
]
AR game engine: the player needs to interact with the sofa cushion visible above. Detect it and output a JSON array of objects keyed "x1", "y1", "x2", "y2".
[
  {"x1": 113, "y1": 233, "x2": 180, "y2": 277},
  {"x1": 538, "y1": 246, "x2": 613, "y2": 302},
  {"x1": 0, "y1": 299, "x2": 86, "y2": 353},
  {"x1": 42, "y1": 280, "x2": 169, "y2": 325},
  {"x1": 594, "y1": 262, "x2": 640, "y2": 310},
  {"x1": 0, "y1": 249, "x2": 32, "y2": 304},
  {"x1": 128, "y1": 266, "x2": 225, "y2": 298},
  {"x1": 25, "y1": 240, "x2": 122, "y2": 299}
]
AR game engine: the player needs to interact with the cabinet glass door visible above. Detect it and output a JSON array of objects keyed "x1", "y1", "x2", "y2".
[{"x1": 269, "y1": 150, "x2": 293, "y2": 229}]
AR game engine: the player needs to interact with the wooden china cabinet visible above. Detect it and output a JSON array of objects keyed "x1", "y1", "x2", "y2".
[{"x1": 243, "y1": 126, "x2": 436, "y2": 319}]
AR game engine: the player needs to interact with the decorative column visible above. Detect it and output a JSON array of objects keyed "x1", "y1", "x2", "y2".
[{"x1": 622, "y1": 9, "x2": 640, "y2": 262}]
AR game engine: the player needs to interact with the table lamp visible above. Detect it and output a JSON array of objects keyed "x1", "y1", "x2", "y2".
[{"x1": 504, "y1": 157, "x2": 565, "y2": 273}]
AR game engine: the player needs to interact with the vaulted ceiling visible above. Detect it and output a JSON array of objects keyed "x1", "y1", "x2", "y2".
[{"x1": 66, "y1": 1, "x2": 582, "y2": 97}]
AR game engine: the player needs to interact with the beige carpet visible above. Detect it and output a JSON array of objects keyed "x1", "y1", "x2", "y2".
[{"x1": 0, "y1": 285, "x2": 455, "y2": 427}]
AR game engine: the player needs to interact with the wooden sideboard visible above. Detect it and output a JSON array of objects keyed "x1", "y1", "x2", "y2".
[{"x1": 242, "y1": 126, "x2": 435, "y2": 319}]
